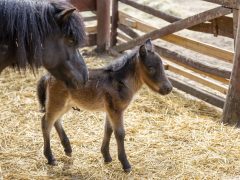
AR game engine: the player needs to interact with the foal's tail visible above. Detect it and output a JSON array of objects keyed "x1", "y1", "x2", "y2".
[{"x1": 37, "y1": 75, "x2": 49, "y2": 113}]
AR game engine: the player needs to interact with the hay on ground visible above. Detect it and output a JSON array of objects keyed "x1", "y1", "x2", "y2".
[{"x1": 1, "y1": 50, "x2": 240, "y2": 179}]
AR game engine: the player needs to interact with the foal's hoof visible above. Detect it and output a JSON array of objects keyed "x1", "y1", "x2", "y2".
[
  {"x1": 123, "y1": 167, "x2": 132, "y2": 173},
  {"x1": 104, "y1": 157, "x2": 112, "y2": 164},
  {"x1": 65, "y1": 152, "x2": 72, "y2": 157},
  {"x1": 48, "y1": 160, "x2": 57, "y2": 166},
  {"x1": 123, "y1": 164, "x2": 132, "y2": 173}
]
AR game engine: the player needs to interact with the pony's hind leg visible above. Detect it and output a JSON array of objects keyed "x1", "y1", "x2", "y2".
[
  {"x1": 101, "y1": 116, "x2": 113, "y2": 163},
  {"x1": 54, "y1": 119, "x2": 72, "y2": 157}
]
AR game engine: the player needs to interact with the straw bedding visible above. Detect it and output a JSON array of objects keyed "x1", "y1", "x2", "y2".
[{"x1": 1, "y1": 50, "x2": 240, "y2": 179}]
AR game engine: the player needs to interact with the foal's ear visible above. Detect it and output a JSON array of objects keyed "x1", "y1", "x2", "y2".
[
  {"x1": 139, "y1": 44, "x2": 147, "y2": 57},
  {"x1": 145, "y1": 39, "x2": 154, "y2": 52},
  {"x1": 55, "y1": 8, "x2": 76, "y2": 24},
  {"x1": 139, "y1": 39, "x2": 154, "y2": 57}
]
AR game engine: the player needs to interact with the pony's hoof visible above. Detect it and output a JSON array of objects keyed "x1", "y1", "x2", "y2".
[
  {"x1": 104, "y1": 157, "x2": 112, "y2": 164},
  {"x1": 124, "y1": 167, "x2": 132, "y2": 173},
  {"x1": 48, "y1": 160, "x2": 57, "y2": 166}
]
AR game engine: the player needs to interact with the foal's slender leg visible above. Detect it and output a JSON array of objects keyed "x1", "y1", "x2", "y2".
[
  {"x1": 42, "y1": 114, "x2": 57, "y2": 165},
  {"x1": 107, "y1": 110, "x2": 131, "y2": 172},
  {"x1": 54, "y1": 119, "x2": 72, "y2": 157},
  {"x1": 101, "y1": 116, "x2": 113, "y2": 163}
]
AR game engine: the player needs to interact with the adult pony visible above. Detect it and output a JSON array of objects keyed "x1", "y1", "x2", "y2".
[{"x1": 0, "y1": 0, "x2": 88, "y2": 88}]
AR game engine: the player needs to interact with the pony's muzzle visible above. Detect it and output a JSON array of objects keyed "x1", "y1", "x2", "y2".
[
  {"x1": 159, "y1": 82, "x2": 173, "y2": 95},
  {"x1": 68, "y1": 77, "x2": 87, "y2": 89},
  {"x1": 73, "y1": 70, "x2": 89, "y2": 88}
]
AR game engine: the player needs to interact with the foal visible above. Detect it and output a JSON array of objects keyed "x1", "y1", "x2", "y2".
[{"x1": 37, "y1": 39, "x2": 173, "y2": 172}]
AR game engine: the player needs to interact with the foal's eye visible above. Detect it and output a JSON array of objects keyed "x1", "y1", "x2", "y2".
[{"x1": 148, "y1": 67, "x2": 156, "y2": 74}]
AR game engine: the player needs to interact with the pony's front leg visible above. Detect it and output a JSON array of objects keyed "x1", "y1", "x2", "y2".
[
  {"x1": 107, "y1": 110, "x2": 131, "y2": 172},
  {"x1": 101, "y1": 116, "x2": 113, "y2": 163},
  {"x1": 41, "y1": 115, "x2": 57, "y2": 165}
]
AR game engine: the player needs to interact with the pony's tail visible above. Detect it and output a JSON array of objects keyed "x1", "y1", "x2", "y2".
[{"x1": 37, "y1": 75, "x2": 49, "y2": 113}]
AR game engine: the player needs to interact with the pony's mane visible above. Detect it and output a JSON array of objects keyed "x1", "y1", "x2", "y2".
[
  {"x1": 0, "y1": 0, "x2": 86, "y2": 70},
  {"x1": 105, "y1": 47, "x2": 139, "y2": 72}
]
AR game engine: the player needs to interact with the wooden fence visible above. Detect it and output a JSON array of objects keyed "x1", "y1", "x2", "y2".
[
  {"x1": 71, "y1": 0, "x2": 240, "y2": 125},
  {"x1": 70, "y1": 0, "x2": 110, "y2": 52}
]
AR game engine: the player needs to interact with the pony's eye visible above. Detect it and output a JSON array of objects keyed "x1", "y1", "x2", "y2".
[
  {"x1": 65, "y1": 37, "x2": 75, "y2": 46},
  {"x1": 68, "y1": 39, "x2": 75, "y2": 44}
]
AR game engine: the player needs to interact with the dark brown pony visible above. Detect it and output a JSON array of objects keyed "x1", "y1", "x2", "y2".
[
  {"x1": 37, "y1": 39, "x2": 173, "y2": 172},
  {"x1": 0, "y1": 0, "x2": 88, "y2": 88}
]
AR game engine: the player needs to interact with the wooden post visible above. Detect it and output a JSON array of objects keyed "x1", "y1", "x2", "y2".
[
  {"x1": 111, "y1": 0, "x2": 119, "y2": 47},
  {"x1": 96, "y1": 0, "x2": 111, "y2": 52},
  {"x1": 233, "y1": 9, "x2": 239, "y2": 46},
  {"x1": 222, "y1": 10, "x2": 240, "y2": 125},
  {"x1": 70, "y1": 0, "x2": 96, "y2": 11}
]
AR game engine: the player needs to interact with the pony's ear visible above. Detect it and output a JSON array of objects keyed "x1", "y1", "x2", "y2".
[
  {"x1": 139, "y1": 44, "x2": 147, "y2": 57},
  {"x1": 55, "y1": 8, "x2": 76, "y2": 24},
  {"x1": 145, "y1": 39, "x2": 154, "y2": 52}
]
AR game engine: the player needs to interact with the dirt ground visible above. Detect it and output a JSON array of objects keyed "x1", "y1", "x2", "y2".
[{"x1": 1, "y1": 1, "x2": 239, "y2": 179}]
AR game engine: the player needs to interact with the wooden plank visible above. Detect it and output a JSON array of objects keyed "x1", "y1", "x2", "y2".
[
  {"x1": 96, "y1": 0, "x2": 111, "y2": 52},
  {"x1": 85, "y1": 24, "x2": 97, "y2": 33},
  {"x1": 170, "y1": 60, "x2": 230, "y2": 84},
  {"x1": 84, "y1": 33, "x2": 97, "y2": 47},
  {"x1": 203, "y1": 0, "x2": 239, "y2": 9},
  {"x1": 214, "y1": 16, "x2": 234, "y2": 38},
  {"x1": 168, "y1": 76, "x2": 225, "y2": 108},
  {"x1": 119, "y1": 0, "x2": 180, "y2": 23},
  {"x1": 70, "y1": 0, "x2": 96, "y2": 11},
  {"x1": 167, "y1": 62, "x2": 228, "y2": 94},
  {"x1": 119, "y1": 11, "x2": 234, "y2": 62},
  {"x1": 155, "y1": 45, "x2": 231, "y2": 81},
  {"x1": 222, "y1": 10, "x2": 240, "y2": 125},
  {"x1": 119, "y1": 0, "x2": 233, "y2": 38},
  {"x1": 111, "y1": 0, "x2": 119, "y2": 47},
  {"x1": 118, "y1": 24, "x2": 139, "y2": 39},
  {"x1": 117, "y1": 32, "x2": 132, "y2": 42},
  {"x1": 113, "y1": 6, "x2": 232, "y2": 52},
  {"x1": 117, "y1": 37, "x2": 127, "y2": 44},
  {"x1": 83, "y1": 16, "x2": 97, "y2": 22},
  {"x1": 115, "y1": 22, "x2": 230, "y2": 84},
  {"x1": 162, "y1": 35, "x2": 233, "y2": 63}
]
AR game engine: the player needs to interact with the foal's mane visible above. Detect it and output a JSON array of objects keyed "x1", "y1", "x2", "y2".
[
  {"x1": 105, "y1": 47, "x2": 139, "y2": 72},
  {"x1": 0, "y1": 0, "x2": 86, "y2": 70}
]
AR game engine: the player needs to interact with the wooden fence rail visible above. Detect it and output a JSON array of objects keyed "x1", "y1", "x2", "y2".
[
  {"x1": 118, "y1": 11, "x2": 234, "y2": 62},
  {"x1": 118, "y1": 0, "x2": 234, "y2": 38},
  {"x1": 113, "y1": 6, "x2": 232, "y2": 52}
]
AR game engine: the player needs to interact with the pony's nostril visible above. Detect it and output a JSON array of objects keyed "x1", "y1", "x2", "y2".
[
  {"x1": 159, "y1": 84, "x2": 173, "y2": 95},
  {"x1": 166, "y1": 85, "x2": 173, "y2": 92},
  {"x1": 71, "y1": 79, "x2": 79, "y2": 89}
]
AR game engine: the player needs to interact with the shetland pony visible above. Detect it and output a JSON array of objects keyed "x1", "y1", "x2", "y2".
[
  {"x1": 0, "y1": 0, "x2": 88, "y2": 88},
  {"x1": 37, "y1": 39, "x2": 173, "y2": 172}
]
